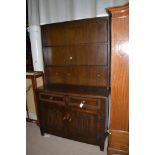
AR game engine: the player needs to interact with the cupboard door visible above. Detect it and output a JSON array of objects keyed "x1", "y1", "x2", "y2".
[
  {"x1": 39, "y1": 102, "x2": 67, "y2": 137},
  {"x1": 67, "y1": 110, "x2": 97, "y2": 145}
]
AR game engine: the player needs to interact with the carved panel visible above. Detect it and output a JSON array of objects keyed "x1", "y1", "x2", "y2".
[
  {"x1": 39, "y1": 102, "x2": 66, "y2": 136},
  {"x1": 68, "y1": 110, "x2": 97, "y2": 144}
]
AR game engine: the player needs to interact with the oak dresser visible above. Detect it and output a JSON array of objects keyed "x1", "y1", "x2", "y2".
[{"x1": 36, "y1": 17, "x2": 110, "y2": 151}]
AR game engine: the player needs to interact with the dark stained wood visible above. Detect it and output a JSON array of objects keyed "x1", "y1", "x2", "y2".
[
  {"x1": 36, "y1": 86, "x2": 108, "y2": 150},
  {"x1": 42, "y1": 17, "x2": 110, "y2": 88},
  {"x1": 107, "y1": 3, "x2": 129, "y2": 155},
  {"x1": 43, "y1": 44, "x2": 108, "y2": 66},
  {"x1": 44, "y1": 66, "x2": 108, "y2": 87},
  {"x1": 42, "y1": 17, "x2": 108, "y2": 46},
  {"x1": 37, "y1": 84, "x2": 109, "y2": 98},
  {"x1": 38, "y1": 101, "x2": 67, "y2": 137},
  {"x1": 41, "y1": 17, "x2": 109, "y2": 87},
  {"x1": 37, "y1": 17, "x2": 110, "y2": 151},
  {"x1": 68, "y1": 110, "x2": 97, "y2": 144}
]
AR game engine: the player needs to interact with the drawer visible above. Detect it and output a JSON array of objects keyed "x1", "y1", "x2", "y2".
[
  {"x1": 39, "y1": 93, "x2": 65, "y2": 104},
  {"x1": 68, "y1": 96, "x2": 100, "y2": 111}
]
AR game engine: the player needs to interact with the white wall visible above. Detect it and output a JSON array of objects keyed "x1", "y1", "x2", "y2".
[{"x1": 38, "y1": 0, "x2": 129, "y2": 25}]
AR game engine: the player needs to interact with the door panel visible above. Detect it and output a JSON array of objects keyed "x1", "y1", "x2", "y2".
[
  {"x1": 39, "y1": 102, "x2": 67, "y2": 137},
  {"x1": 68, "y1": 110, "x2": 97, "y2": 144}
]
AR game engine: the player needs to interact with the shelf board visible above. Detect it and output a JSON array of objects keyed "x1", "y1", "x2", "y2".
[{"x1": 37, "y1": 84, "x2": 110, "y2": 98}]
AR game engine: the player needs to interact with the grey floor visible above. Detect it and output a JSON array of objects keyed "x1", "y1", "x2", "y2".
[{"x1": 26, "y1": 122, "x2": 108, "y2": 155}]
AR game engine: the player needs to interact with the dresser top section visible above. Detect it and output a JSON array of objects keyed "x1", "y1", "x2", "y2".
[
  {"x1": 41, "y1": 16, "x2": 110, "y2": 89},
  {"x1": 37, "y1": 84, "x2": 109, "y2": 98}
]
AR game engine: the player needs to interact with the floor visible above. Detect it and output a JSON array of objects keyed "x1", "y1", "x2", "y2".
[{"x1": 26, "y1": 122, "x2": 108, "y2": 155}]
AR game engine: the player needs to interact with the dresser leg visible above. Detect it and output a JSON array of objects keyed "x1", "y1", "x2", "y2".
[
  {"x1": 100, "y1": 145, "x2": 105, "y2": 151},
  {"x1": 99, "y1": 132, "x2": 108, "y2": 151},
  {"x1": 99, "y1": 140, "x2": 105, "y2": 151},
  {"x1": 40, "y1": 129, "x2": 45, "y2": 136}
]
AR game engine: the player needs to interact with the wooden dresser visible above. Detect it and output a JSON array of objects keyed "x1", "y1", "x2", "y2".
[
  {"x1": 107, "y1": 4, "x2": 129, "y2": 155},
  {"x1": 36, "y1": 17, "x2": 110, "y2": 150}
]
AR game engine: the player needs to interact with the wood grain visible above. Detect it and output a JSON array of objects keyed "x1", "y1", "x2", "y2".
[
  {"x1": 108, "y1": 3, "x2": 129, "y2": 131},
  {"x1": 107, "y1": 3, "x2": 129, "y2": 155},
  {"x1": 36, "y1": 86, "x2": 108, "y2": 150},
  {"x1": 38, "y1": 16, "x2": 110, "y2": 151},
  {"x1": 41, "y1": 17, "x2": 109, "y2": 46},
  {"x1": 41, "y1": 17, "x2": 110, "y2": 88}
]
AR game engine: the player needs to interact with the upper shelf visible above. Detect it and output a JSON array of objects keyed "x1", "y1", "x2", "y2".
[{"x1": 41, "y1": 17, "x2": 109, "y2": 46}]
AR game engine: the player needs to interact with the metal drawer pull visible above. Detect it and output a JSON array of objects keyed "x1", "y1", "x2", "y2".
[
  {"x1": 79, "y1": 100, "x2": 85, "y2": 108},
  {"x1": 69, "y1": 56, "x2": 73, "y2": 60}
]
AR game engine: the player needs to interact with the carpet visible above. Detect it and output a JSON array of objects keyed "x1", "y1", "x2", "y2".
[{"x1": 26, "y1": 122, "x2": 108, "y2": 155}]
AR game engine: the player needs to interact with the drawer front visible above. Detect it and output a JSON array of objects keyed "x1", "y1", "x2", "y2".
[
  {"x1": 39, "y1": 93, "x2": 65, "y2": 105},
  {"x1": 68, "y1": 96, "x2": 100, "y2": 112}
]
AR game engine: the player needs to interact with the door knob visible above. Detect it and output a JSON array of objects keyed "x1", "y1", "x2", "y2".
[
  {"x1": 49, "y1": 96, "x2": 53, "y2": 100},
  {"x1": 69, "y1": 56, "x2": 73, "y2": 60},
  {"x1": 68, "y1": 118, "x2": 72, "y2": 122},
  {"x1": 63, "y1": 116, "x2": 67, "y2": 120}
]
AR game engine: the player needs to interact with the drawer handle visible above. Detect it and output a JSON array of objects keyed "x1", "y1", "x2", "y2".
[
  {"x1": 79, "y1": 100, "x2": 85, "y2": 108},
  {"x1": 97, "y1": 74, "x2": 101, "y2": 78},
  {"x1": 63, "y1": 116, "x2": 67, "y2": 120},
  {"x1": 49, "y1": 96, "x2": 53, "y2": 100},
  {"x1": 63, "y1": 113, "x2": 70, "y2": 121},
  {"x1": 69, "y1": 56, "x2": 73, "y2": 60},
  {"x1": 68, "y1": 118, "x2": 72, "y2": 122}
]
